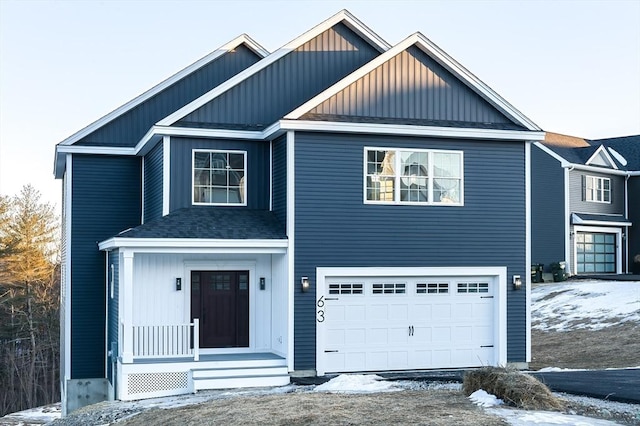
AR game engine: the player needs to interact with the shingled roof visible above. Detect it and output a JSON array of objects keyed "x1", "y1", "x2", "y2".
[{"x1": 115, "y1": 207, "x2": 286, "y2": 240}]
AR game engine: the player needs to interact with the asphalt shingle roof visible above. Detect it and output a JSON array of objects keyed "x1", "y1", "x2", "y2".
[
  {"x1": 592, "y1": 135, "x2": 640, "y2": 171},
  {"x1": 116, "y1": 207, "x2": 287, "y2": 240}
]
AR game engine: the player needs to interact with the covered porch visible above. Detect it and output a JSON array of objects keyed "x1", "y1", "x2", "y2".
[{"x1": 98, "y1": 208, "x2": 291, "y2": 400}]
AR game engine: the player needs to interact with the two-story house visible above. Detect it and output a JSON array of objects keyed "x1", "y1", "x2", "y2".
[
  {"x1": 532, "y1": 133, "x2": 639, "y2": 276},
  {"x1": 54, "y1": 10, "x2": 544, "y2": 414}
]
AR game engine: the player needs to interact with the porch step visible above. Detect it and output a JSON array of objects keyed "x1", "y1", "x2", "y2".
[{"x1": 192, "y1": 365, "x2": 290, "y2": 391}]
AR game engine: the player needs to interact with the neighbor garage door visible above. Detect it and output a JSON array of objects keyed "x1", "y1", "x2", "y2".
[{"x1": 316, "y1": 269, "x2": 503, "y2": 375}]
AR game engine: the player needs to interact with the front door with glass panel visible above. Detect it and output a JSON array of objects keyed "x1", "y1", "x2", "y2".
[
  {"x1": 191, "y1": 271, "x2": 249, "y2": 348},
  {"x1": 576, "y1": 232, "x2": 616, "y2": 274}
]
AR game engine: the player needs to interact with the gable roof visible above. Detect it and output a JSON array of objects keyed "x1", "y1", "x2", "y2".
[
  {"x1": 284, "y1": 32, "x2": 541, "y2": 132},
  {"x1": 156, "y1": 10, "x2": 390, "y2": 128},
  {"x1": 585, "y1": 145, "x2": 618, "y2": 169},
  {"x1": 58, "y1": 34, "x2": 269, "y2": 148},
  {"x1": 592, "y1": 135, "x2": 640, "y2": 171}
]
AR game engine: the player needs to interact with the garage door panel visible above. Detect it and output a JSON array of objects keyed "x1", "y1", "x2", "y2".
[{"x1": 321, "y1": 274, "x2": 498, "y2": 373}]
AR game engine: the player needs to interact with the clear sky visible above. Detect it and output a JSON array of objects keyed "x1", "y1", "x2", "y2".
[{"x1": 1, "y1": 0, "x2": 639, "y2": 212}]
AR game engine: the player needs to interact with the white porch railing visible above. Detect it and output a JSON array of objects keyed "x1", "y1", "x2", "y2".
[{"x1": 128, "y1": 319, "x2": 199, "y2": 361}]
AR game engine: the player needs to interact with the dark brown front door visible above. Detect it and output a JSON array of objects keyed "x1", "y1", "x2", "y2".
[{"x1": 191, "y1": 271, "x2": 249, "y2": 348}]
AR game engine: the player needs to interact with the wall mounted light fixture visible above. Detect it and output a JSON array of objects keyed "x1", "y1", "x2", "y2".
[
  {"x1": 512, "y1": 275, "x2": 522, "y2": 290},
  {"x1": 176, "y1": 277, "x2": 182, "y2": 291},
  {"x1": 260, "y1": 277, "x2": 266, "y2": 290},
  {"x1": 301, "y1": 276, "x2": 310, "y2": 292}
]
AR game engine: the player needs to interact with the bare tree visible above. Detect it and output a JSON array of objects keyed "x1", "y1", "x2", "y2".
[{"x1": 0, "y1": 185, "x2": 60, "y2": 416}]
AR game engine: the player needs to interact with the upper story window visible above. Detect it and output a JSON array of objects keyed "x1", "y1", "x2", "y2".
[
  {"x1": 365, "y1": 148, "x2": 463, "y2": 205},
  {"x1": 585, "y1": 175, "x2": 610, "y2": 203},
  {"x1": 193, "y1": 150, "x2": 246, "y2": 205}
]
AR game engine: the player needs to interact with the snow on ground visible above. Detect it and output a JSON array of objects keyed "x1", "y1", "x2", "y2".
[
  {"x1": 469, "y1": 389, "x2": 504, "y2": 407},
  {"x1": 532, "y1": 280, "x2": 640, "y2": 331},
  {"x1": 314, "y1": 374, "x2": 398, "y2": 392},
  {"x1": 489, "y1": 407, "x2": 621, "y2": 426}
]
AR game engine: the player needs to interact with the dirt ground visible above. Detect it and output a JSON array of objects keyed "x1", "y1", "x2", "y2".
[
  {"x1": 530, "y1": 322, "x2": 640, "y2": 370},
  {"x1": 115, "y1": 390, "x2": 508, "y2": 426}
]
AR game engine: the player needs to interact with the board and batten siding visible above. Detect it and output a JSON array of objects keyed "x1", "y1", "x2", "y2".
[
  {"x1": 71, "y1": 155, "x2": 141, "y2": 378},
  {"x1": 177, "y1": 23, "x2": 380, "y2": 129},
  {"x1": 143, "y1": 142, "x2": 163, "y2": 222},
  {"x1": 293, "y1": 132, "x2": 527, "y2": 370},
  {"x1": 169, "y1": 137, "x2": 270, "y2": 212},
  {"x1": 271, "y1": 135, "x2": 287, "y2": 225},
  {"x1": 77, "y1": 44, "x2": 262, "y2": 147},
  {"x1": 531, "y1": 145, "x2": 565, "y2": 272},
  {"x1": 569, "y1": 170, "x2": 625, "y2": 215},
  {"x1": 306, "y1": 45, "x2": 514, "y2": 126},
  {"x1": 107, "y1": 249, "x2": 119, "y2": 385}
]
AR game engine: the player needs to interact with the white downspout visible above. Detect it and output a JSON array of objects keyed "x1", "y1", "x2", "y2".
[{"x1": 625, "y1": 174, "x2": 630, "y2": 274}]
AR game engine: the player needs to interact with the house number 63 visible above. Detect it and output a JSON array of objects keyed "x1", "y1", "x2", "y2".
[{"x1": 316, "y1": 295, "x2": 325, "y2": 322}]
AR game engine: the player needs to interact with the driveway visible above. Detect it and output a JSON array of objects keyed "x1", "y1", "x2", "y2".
[{"x1": 530, "y1": 368, "x2": 640, "y2": 404}]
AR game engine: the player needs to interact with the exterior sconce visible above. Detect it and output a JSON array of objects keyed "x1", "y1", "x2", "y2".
[
  {"x1": 260, "y1": 277, "x2": 266, "y2": 290},
  {"x1": 176, "y1": 277, "x2": 182, "y2": 291},
  {"x1": 512, "y1": 275, "x2": 522, "y2": 290},
  {"x1": 301, "y1": 276, "x2": 310, "y2": 292}
]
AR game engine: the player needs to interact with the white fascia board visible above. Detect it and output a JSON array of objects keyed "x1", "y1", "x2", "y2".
[
  {"x1": 149, "y1": 125, "x2": 266, "y2": 141},
  {"x1": 57, "y1": 35, "x2": 267, "y2": 148},
  {"x1": 586, "y1": 144, "x2": 618, "y2": 170},
  {"x1": 54, "y1": 145, "x2": 136, "y2": 178},
  {"x1": 279, "y1": 119, "x2": 545, "y2": 141},
  {"x1": 532, "y1": 142, "x2": 569, "y2": 166},
  {"x1": 156, "y1": 10, "x2": 390, "y2": 127},
  {"x1": 285, "y1": 32, "x2": 540, "y2": 132},
  {"x1": 98, "y1": 237, "x2": 288, "y2": 251},
  {"x1": 564, "y1": 163, "x2": 631, "y2": 176}
]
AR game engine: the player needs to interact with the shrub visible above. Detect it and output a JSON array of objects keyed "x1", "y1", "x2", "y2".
[{"x1": 463, "y1": 367, "x2": 565, "y2": 411}]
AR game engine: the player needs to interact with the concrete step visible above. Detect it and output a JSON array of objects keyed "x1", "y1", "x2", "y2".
[{"x1": 193, "y1": 373, "x2": 290, "y2": 390}]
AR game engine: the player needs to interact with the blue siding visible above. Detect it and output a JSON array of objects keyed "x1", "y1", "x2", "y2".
[
  {"x1": 144, "y1": 142, "x2": 163, "y2": 222},
  {"x1": 177, "y1": 24, "x2": 380, "y2": 129},
  {"x1": 272, "y1": 135, "x2": 287, "y2": 225},
  {"x1": 531, "y1": 145, "x2": 565, "y2": 272},
  {"x1": 307, "y1": 45, "x2": 515, "y2": 126},
  {"x1": 293, "y1": 132, "x2": 527, "y2": 369},
  {"x1": 71, "y1": 155, "x2": 141, "y2": 378},
  {"x1": 169, "y1": 137, "x2": 270, "y2": 211},
  {"x1": 77, "y1": 44, "x2": 262, "y2": 147},
  {"x1": 106, "y1": 250, "x2": 119, "y2": 385},
  {"x1": 630, "y1": 177, "x2": 640, "y2": 269}
]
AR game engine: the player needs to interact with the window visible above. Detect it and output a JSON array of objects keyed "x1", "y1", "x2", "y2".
[
  {"x1": 585, "y1": 175, "x2": 610, "y2": 203},
  {"x1": 193, "y1": 150, "x2": 246, "y2": 205},
  {"x1": 365, "y1": 148, "x2": 463, "y2": 205},
  {"x1": 372, "y1": 283, "x2": 406, "y2": 294},
  {"x1": 417, "y1": 282, "x2": 449, "y2": 294},
  {"x1": 329, "y1": 283, "x2": 364, "y2": 295}
]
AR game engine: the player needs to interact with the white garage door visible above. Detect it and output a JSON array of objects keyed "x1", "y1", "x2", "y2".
[{"x1": 317, "y1": 270, "x2": 503, "y2": 375}]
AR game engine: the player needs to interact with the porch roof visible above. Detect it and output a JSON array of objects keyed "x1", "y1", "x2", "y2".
[
  {"x1": 571, "y1": 213, "x2": 632, "y2": 227},
  {"x1": 101, "y1": 207, "x2": 286, "y2": 247}
]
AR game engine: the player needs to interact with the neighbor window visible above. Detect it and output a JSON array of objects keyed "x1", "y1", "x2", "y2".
[
  {"x1": 585, "y1": 175, "x2": 610, "y2": 203},
  {"x1": 193, "y1": 150, "x2": 246, "y2": 205},
  {"x1": 365, "y1": 148, "x2": 463, "y2": 205}
]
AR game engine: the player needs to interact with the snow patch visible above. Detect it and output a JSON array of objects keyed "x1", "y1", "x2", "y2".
[
  {"x1": 607, "y1": 147, "x2": 627, "y2": 166},
  {"x1": 314, "y1": 374, "x2": 398, "y2": 393},
  {"x1": 469, "y1": 389, "x2": 503, "y2": 407},
  {"x1": 491, "y1": 408, "x2": 622, "y2": 425}
]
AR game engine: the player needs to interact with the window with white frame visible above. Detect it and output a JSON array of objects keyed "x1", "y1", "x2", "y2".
[
  {"x1": 193, "y1": 150, "x2": 246, "y2": 205},
  {"x1": 365, "y1": 148, "x2": 463, "y2": 205},
  {"x1": 585, "y1": 175, "x2": 610, "y2": 203}
]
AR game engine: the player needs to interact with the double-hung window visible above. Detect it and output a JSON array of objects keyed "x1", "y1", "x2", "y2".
[
  {"x1": 193, "y1": 150, "x2": 246, "y2": 205},
  {"x1": 585, "y1": 175, "x2": 610, "y2": 203},
  {"x1": 365, "y1": 148, "x2": 463, "y2": 205}
]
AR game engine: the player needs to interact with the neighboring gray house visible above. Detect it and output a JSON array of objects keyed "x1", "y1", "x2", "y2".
[
  {"x1": 53, "y1": 10, "x2": 544, "y2": 414},
  {"x1": 532, "y1": 133, "x2": 640, "y2": 276}
]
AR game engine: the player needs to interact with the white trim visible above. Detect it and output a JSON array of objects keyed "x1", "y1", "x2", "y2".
[
  {"x1": 269, "y1": 140, "x2": 273, "y2": 212},
  {"x1": 104, "y1": 251, "x2": 109, "y2": 384},
  {"x1": 525, "y1": 141, "x2": 531, "y2": 363},
  {"x1": 58, "y1": 35, "x2": 269, "y2": 147},
  {"x1": 564, "y1": 167, "x2": 572, "y2": 274},
  {"x1": 533, "y1": 142, "x2": 568, "y2": 165},
  {"x1": 98, "y1": 238, "x2": 288, "y2": 251},
  {"x1": 279, "y1": 120, "x2": 545, "y2": 141},
  {"x1": 157, "y1": 10, "x2": 389, "y2": 128},
  {"x1": 586, "y1": 145, "x2": 618, "y2": 169},
  {"x1": 191, "y1": 149, "x2": 248, "y2": 206},
  {"x1": 141, "y1": 157, "x2": 146, "y2": 223},
  {"x1": 573, "y1": 226, "x2": 623, "y2": 274},
  {"x1": 147, "y1": 125, "x2": 267, "y2": 142},
  {"x1": 286, "y1": 131, "x2": 295, "y2": 372},
  {"x1": 121, "y1": 251, "x2": 135, "y2": 363},
  {"x1": 162, "y1": 136, "x2": 171, "y2": 216},
  {"x1": 285, "y1": 32, "x2": 540, "y2": 131},
  {"x1": 314, "y1": 266, "x2": 507, "y2": 376},
  {"x1": 63, "y1": 154, "x2": 72, "y2": 406},
  {"x1": 362, "y1": 146, "x2": 464, "y2": 206},
  {"x1": 565, "y1": 163, "x2": 631, "y2": 176},
  {"x1": 570, "y1": 213, "x2": 631, "y2": 227},
  {"x1": 56, "y1": 145, "x2": 136, "y2": 155},
  {"x1": 584, "y1": 175, "x2": 612, "y2": 204}
]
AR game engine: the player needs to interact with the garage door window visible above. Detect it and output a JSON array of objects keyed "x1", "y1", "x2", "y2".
[
  {"x1": 417, "y1": 282, "x2": 449, "y2": 294},
  {"x1": 576, "y1": 232, "x2": 616, "y2": 273},
  {"x1": 329, "y1": 283, "x2": 364, "y2": 295},
  {"x1": 372, "y1": 283, "x2": 406, "y2": 294},
  {"x1": 457, "y1": 282, "x2": 489, "y2": 293}
]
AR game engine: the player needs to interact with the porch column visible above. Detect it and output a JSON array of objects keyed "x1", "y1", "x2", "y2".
[{"x1": 121, "y1": 250, "x2": 135, "y2": 363}]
